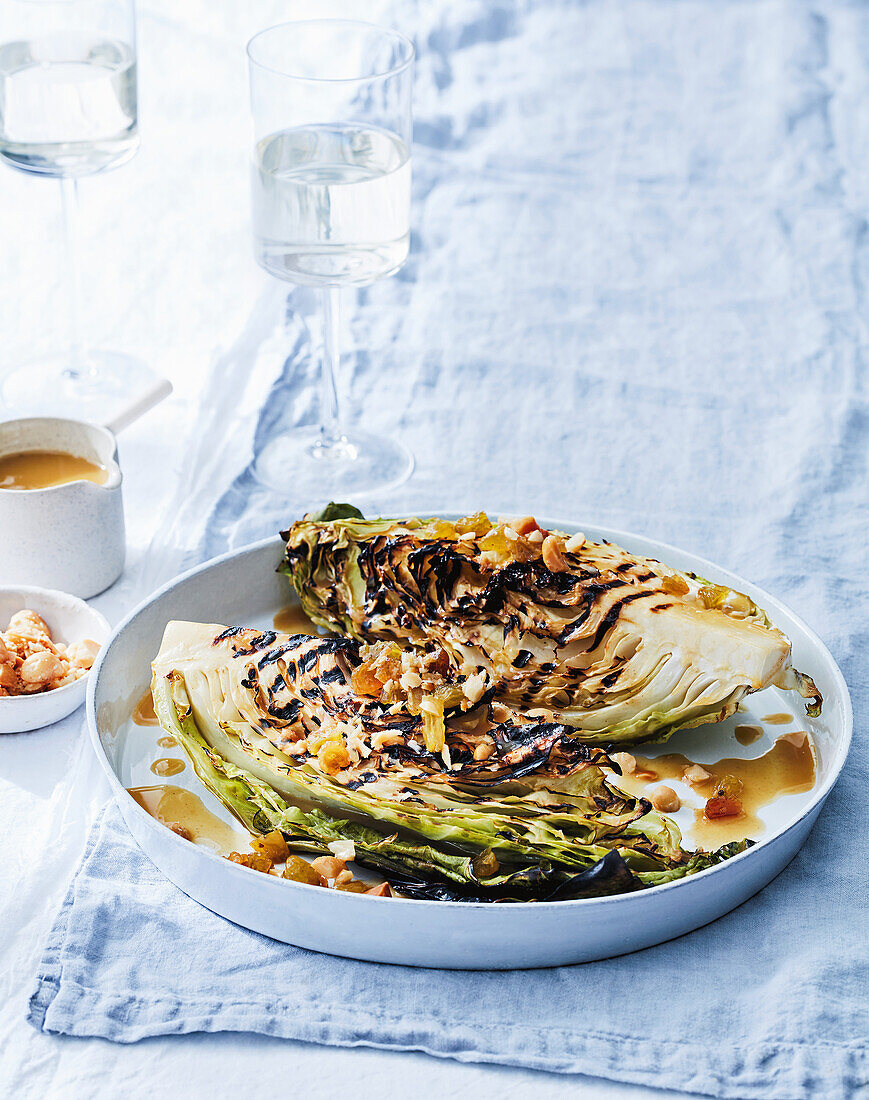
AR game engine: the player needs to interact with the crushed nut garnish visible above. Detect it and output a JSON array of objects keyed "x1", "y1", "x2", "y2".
[
  {"x1": 651, "y1": 785, "x2": 680, "y2": 812},
  {"x1": 611, "y1": 751, "x2": 636, "y2": 775},
  {"x1": 226, "y1": 834, "x2": 396, "y2": 897},
  {"x1": 542, "y1": 535, "x2": 568, "y2": 572},
  {"x1": 0, "y1": 610, "x2": 100, "y2": 697}
]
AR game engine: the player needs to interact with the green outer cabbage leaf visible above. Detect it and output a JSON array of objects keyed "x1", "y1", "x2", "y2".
[{"x1": 152, "y1": 662, "x2": 752, "y2": 900}]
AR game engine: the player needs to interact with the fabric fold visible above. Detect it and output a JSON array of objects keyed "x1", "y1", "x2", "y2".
[{"x1": 28, "y1": 804, "x2": 866, "y2": 1100}]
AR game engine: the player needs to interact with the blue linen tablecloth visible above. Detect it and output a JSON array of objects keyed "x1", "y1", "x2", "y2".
[{"x1": 26, "y1": 0, "x2": 868, "y2": 1096}]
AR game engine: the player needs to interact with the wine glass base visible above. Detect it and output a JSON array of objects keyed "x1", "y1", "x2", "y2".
[
  {"x1": 253, "y1": 426, "x2": 414, "y2": 500},
  {"x1": 2, "y1": 351, "x2": 159, "y2": 422}
]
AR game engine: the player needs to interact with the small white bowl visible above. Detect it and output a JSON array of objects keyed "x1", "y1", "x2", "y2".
[{"x1": 0, "y1": 586, "x2": 110, "y2": 734}]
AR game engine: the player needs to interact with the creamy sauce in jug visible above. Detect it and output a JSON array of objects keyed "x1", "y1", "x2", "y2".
[{"x1": 0, "y1": 449, "x2": 107, "y2": 490}]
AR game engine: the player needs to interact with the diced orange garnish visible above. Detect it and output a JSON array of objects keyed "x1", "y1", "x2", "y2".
[
  {"x1": 713, "y1": 774, "x2": 743, "y2": 798},
  {"x1": 661, "y1": 575, "x2": 689, "y2": 596},
  {"x1": 698, "y1": 584, "x2": 728, "y2": 609},
  {"x1": 228, "y1": 851, "x2": 273, "y2": 873},
  {"x1": 456, "y1": 512, "x2": 492, "y2": 537},
  {"x1": 335, "y1": 880, "x2": 369, "y2": 893},
  {"x1": 351, "y1": 664, "x2": 383, "y2": 696},
  {"x1": 429, "y1": 648, "x2": 450, "y2": 675},
  {"x1": 704, "y1": 795, "x2": 743, "y2": 820},
  {"x1": 471, "y1": 847, "x2": 500, "y2": 878},
  {"x1": 318, "y1": 741, "x2": 351, "y2": 774},
  {"x1": 251, "y1": 829, "x2": 290, "y2": 862},
  {"x1": 283, "y1": 855, "x2": 326, "y2": 886}
]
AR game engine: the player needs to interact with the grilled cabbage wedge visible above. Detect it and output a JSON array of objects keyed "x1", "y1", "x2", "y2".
[
  {"x1": 151, "y1": 620, "x2": 751, "y2": 900},
  {"x1": 280, "y1": 506, "x2": 821, "y2": 747}
]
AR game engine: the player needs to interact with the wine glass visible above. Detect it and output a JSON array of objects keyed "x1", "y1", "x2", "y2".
[
  {"x1": 0, "y1": 0, "x2": 154, "y2": 418},
  {"x1": 247, "y1": 20, "x2": 415, "y2": 497}
]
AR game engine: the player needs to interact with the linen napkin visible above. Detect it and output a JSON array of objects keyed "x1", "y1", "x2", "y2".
[{"x1": 28, "y1": 793, "x2": 866, "y2": 1099}]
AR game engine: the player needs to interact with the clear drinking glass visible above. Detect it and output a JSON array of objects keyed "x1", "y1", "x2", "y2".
[
  {"x1": 0, "y1": 0, "x2": 153, "y2": 418},
  {"x1": 247, "y1": 20, "x2": 414, "y2": 497}
]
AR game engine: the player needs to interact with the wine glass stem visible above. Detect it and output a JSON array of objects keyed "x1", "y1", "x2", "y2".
[
  {"x1": 60, "y1": 176, "x2": 88, "y2": 378},
  {"x1": 320, "y1": 285, "x2": 342, "y2": 444}
]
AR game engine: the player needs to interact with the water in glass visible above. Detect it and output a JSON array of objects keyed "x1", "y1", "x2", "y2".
[
  {"x1": 252, "y1": 122, "x2": 410, "y2": 286},
  {"x1": 0, "y1": 35, "x2": 137, "y2": 176}
]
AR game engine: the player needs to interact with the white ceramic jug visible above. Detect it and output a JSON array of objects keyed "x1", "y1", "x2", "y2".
[{"x1": 0, "y1": 417, "x2": 125, "y2": 598}]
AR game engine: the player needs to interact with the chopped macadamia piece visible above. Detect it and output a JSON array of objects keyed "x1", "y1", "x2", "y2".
[
  {"x1": 0, "y1": 611, "x2": 100, "y2": 697},
  {"x1": 612, "y1": 751, "x2": 636, "y2": 775},
  {"x1": 542, "y1": 535, "x2": 568, "y2": 572},
  {"x1": 651, "y1": 785, "x2": 681, "y2": 812},
  {"x1": 7, "y1": 610, "x2": 51, "y2": 640},
  {"x1": 311, "y1": 855, "x2": 347, "y2": 881},
  {"x1": 463, "y1": 672, "x2": 487, "y2": 704},
  {"x1": 327, "y1": 839, "x2": 356, "y2": 862},
  {"x1": 66, "y1": 638, "x2": 100, "y2": 669},
  {"x1": 513, "y1": 516, "x2": 539, "y2": 536},
  {"x1": 20, "y1": 651, "x2": 64, "y2": 686}
]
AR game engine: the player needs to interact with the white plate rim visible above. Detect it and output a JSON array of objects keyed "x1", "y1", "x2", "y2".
[{"x1": 87, "y1": 519, "x2": 853, "y2": 912}]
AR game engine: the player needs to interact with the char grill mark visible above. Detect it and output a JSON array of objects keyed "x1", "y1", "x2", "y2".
[
  {"x1": 585, "y1": 590, "x2": 658, "y2": 654},
  {"x1": 243, "y1": 528, "x2": 666, "y2": 782},
  {"x1": 257, "y1": 636, "x2": 313, "y2": 667},
  {"x1": 223, "y1": 629, "x2": 279, "y2": 656},
  {"x1": 267, "y1": 698, "x2": 302, "y2": 722},
  {"x1": 318, "y1": 665, "x2": 346, "y2": 685},
  {"x1": 297, "y1": 648, "x2": 319, "y2": 673}
]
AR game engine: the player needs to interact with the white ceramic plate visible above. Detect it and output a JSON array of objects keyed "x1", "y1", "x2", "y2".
[
  {"x1": 88, "y1": 522, "x2": 852, "y2": 968},
  {"x1": 0, "y1": 586, "x2": 110, "y2": 734}
]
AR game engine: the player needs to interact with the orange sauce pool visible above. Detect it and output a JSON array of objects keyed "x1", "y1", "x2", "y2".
[
  {"x1": 157, "y1": 735, "x2": 177, "y2": 749},
  {"x1": 762, "y1": 712, "x2": 793, "y2": 725},
  {"x1": 127, "y1": 784, "x2": 244, "y2": 853},
  {"x1": 735, "y1": 724, "x2": 763, "y2": 746},
  {"x1": 132, "y1": 688, "x2": 158, "y2": 725},
  {"x1": 150, "y1": 757, "x2": 185, "y2": 777},
  {"x1": 0, "y1": 449, "x2": 107, "y2": 490},
  {"x1": 614, "y1": 736, "x2": 815, "y2": 848},
  {"x1": 273, "y1": 605, "x2": 320, "y2": 635}
]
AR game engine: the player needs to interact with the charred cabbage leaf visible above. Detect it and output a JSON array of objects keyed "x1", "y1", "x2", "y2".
[
  {"x1": 150, "y1": 620, "x2": 752, "y2": 898},
  {"x1": 280, "y1": 508, "x2": 821, "y2": 745}
]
